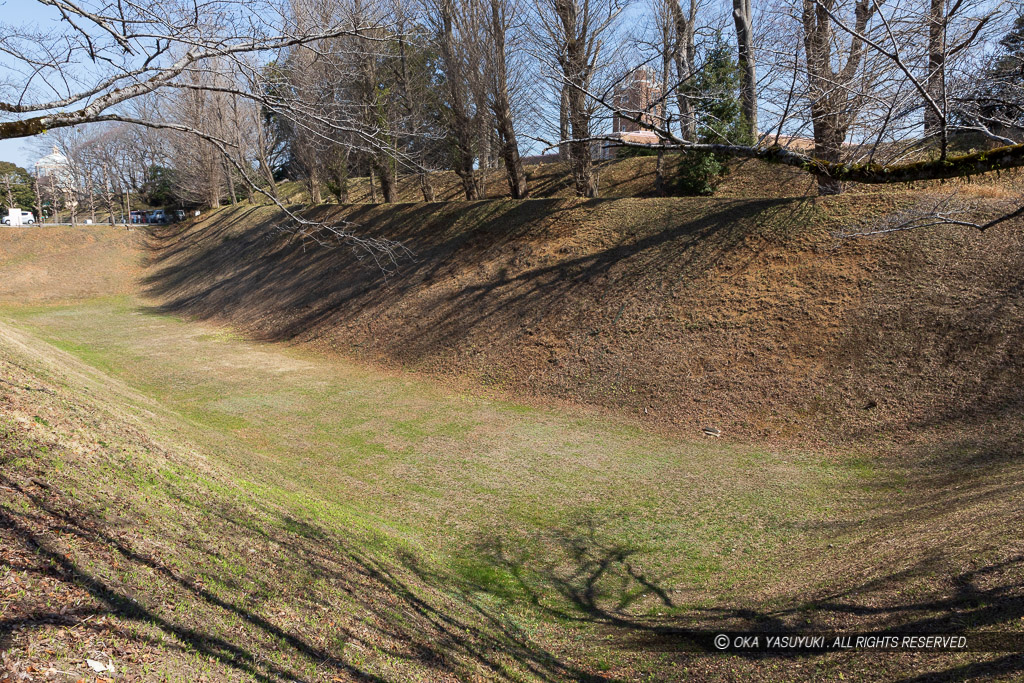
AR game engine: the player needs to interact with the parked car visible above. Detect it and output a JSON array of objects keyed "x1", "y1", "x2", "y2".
[
  {"x1": 172, "y1": 210, "x2": 186, "y2": 222},
  {"x1": 147, "y1": 210, "x2": 169, "y2": 224},
  {"x1": 2, "y1": 210, "x2": 35, "y2": 225}
]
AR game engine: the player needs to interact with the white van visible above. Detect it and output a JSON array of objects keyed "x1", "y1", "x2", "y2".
[{"x1": 2, "y1": 211, "x2": 35, "y2": 225}]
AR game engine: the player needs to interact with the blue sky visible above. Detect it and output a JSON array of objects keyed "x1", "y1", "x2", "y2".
[
  {"x1": 0, "y1": 0, "x2": 61, "y2": 168},
  {"x1": 0, "y1": 139, "x2": 34, "y2": 168}
]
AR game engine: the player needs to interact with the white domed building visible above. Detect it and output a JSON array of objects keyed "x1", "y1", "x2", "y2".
[
  {"x1": 35, "y1": 146, "x2": 71, "y2": 181},
  {"x1": 34, "y1": 146, "x2": 76, "y2": 221}
]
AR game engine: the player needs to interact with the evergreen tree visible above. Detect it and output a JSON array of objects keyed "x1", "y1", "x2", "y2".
[
  {"x1": 672, "y1": 32, "x2": 750, "y2": 196},
  {"x1": 960, "y1": 15, "x2": 1024, "y2": 138},
  {"x1": 0, "y1": 161, "x2": 36, "y2": 211},
  {"x1": 693, "y1": 34, "x2": 751, "y2": 146},
  {"x1": 142, "y1": 165, "x2": 177, "y2": 206}
]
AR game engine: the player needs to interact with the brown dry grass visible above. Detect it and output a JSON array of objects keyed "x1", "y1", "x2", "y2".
[
  {"x1": 143, "y1": 180, "x2": 1024, "y2": 448},
  {"x1": 0, "y1": 226, "x2": 144, "y2": 304}
]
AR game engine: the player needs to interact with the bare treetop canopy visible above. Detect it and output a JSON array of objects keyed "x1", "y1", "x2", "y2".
[
  {"x1": 1, "y1": 0, "x2": 1022, "y2": 251},
  {"x1": 0, "y1": 0, "x2": 372, "y2": 139}
]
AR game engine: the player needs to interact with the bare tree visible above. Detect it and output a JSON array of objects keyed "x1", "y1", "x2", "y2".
[
  {"x1": 0, "y1": 3, "x2": 366, "y2": 139},
  {"x1": 559, "y1": 84, "x2": 573, "y2": 160},
  {"x1": 487, "y1": 0, "x2": 531, "y2": 198},
  {"x1": 4, "y1": 0, "x2": 1020, "y2": 249},
  {"x1": 532, "y1": 0, "x2": 629, "y2": 197},
  {"x1": 800, "y1": 0, "x2": 878, "y2": 194},
  {"x1": 0, "y1": 174, "x2": 18, "y2": 208},
  {"x1": 430, "y1": 0, "x2": 483, "y2": 199},
  {"x1": 667, "y1": 0, "x2": 699, "y2": 140},
  {"x1": 166, "y1": 71, "x2": 230, "y2": 208},
  {"x1": 0, "y1": 0, "x2": 413, "y2": 263},
  {"x1": 925, "y1": 0, "x2": 947, "y2": 138},
  {"x1": 390, "y1": 1, "x2": 445, "y2": 202}
]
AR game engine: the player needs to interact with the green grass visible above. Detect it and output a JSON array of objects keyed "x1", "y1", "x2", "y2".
[{"x1": 0, "y1": 297, "x2": 869, "y2": 618}]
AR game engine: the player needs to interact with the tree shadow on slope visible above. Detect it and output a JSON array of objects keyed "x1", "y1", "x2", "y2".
[
  {"x1": 140, "y1": 197, "x2": 807, "y2": 362},
  {"x1": 141, "y1": 196, "x2": 1024, "y2": 441}
]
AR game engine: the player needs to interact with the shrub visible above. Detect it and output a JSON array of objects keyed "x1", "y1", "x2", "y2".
[{"x1": 673, "y1": 152, "x2": 725, "y2": 196}]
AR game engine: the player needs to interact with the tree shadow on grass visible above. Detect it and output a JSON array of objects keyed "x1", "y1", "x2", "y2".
[
  {"x1": 437, "y1": 496, "x2": 1024, "y2": 681},
  {"x1": 0, "y1": 455, "x2": 612, "y2": 682},
  {"x1": 0, "y1": 471, "x2": 383, "y2": 682},
  {"x1": 2, "y1": 418, "x2": 1021, "y2": 681}
]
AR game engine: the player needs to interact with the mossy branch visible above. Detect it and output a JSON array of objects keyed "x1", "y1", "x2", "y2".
[{"x1": 591, "y1": 135, "x2": 1024, "y2": 185}]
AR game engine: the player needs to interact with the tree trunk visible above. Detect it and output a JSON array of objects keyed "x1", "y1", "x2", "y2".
[
  {"x1": 655, "y1": 151, "x2": 666, "y2": 194},
  {"x1": 376, "y1": 160, "x2": 396, "y2": 203},
  {"x1": 32, "y1": 177, "x2": 41, "y2": 224},
  {"x1": 496, "y1": 111, "x2": 529, "y2": 198},
  {"x1": 732, "y1": 0, "x2": 758, "y2": 141},
  {"x1": 439, "y1": 0, "x2": 479, "y2": 199},
  {"x1": 105, "y1": 180, "x2": 115, "y2": 225},
  {"x1": 656, "y1": 11, "x2": 672, "y2": 193},
  {"x1": 456, "y1": 165, "x2": 479, "y2": 200},
  {"x1": 801, "y1": 0, "x2": 875, "y2": 195},
  {"x1": 924, "y1": 0, "x2": 946, "y2": 150},
  {"x1": 256, "y1": 120, "x2": 278, "y2": 200},
  {"x1": 259, "y1": 157, "x2": 278, "y2": 201},
  {"x1": 811, "y1": 113, "x2": 844, "y2": 195},
  {"x1": 566, "y1": 80, "x2": 598, "y2": 197},
  {"x1": 243, "y1": 177, "x2": 255, "y2": 205},
  {"x1": 333, "y1": 162, "x2": 350, "y2": 204},
  {"x1": 307, "y1": 173, "x2": 321, "y2": 204},
  {"x1": 559, "y1": 85, "x2": 571, "y2": 161},
  {"x1": 236, "y1": 151, "x2": 254, "y2": 204},
  {"x1": 420, "y1": 172, "x2": 435, "y2": 202},
  {"x1": 208, "y1": 149, "x2": 222, "y2": 208},
  {"x1": 224, "y1": 158, "x2": 237, "y2": 205},
  {"x1": 669, "y1": 0, "x2": 697, "y2": 141},
  {"x1": 489, "y1": 0, "x2": 529, "y2": 199},
  {"x1": 556, "y1": 0, "x2": 598, "y2": 198}
]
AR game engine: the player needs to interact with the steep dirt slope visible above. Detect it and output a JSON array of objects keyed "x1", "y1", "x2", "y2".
[
  {"x1": 143, "y1": 184, "x2": 1024, "y2": 446},
  {"x1": 0, "y1": 226, "x2": 143, "y2": 304}
]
